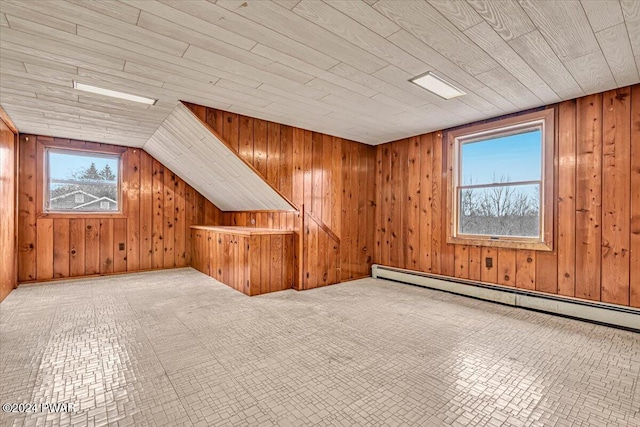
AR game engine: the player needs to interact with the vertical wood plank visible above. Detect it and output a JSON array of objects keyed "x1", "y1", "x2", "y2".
[
  {"x1": 152, "y1": 160, "x2": 164, "y2": 269},
  {"x1": 53, "y1": 219, "x2": 69, "y2": 279},
  {"x1": 340, "y1": 140, "x2": 351, "y2": 280},
  {"x1": 311, "y1": 132, "x2": 323, "y2": 217},
  {"x1": 271, "y1": 235, "x2": 283, "y2": 292},
  {"x1": 185, "y1": 186, "x2": 195, "y2": 266},
  {"x1": 249, "y1": 236, "x2": 261, "y2": 296},
  {"x1": 575, "y1": 93, "x2": 603, "y2": 301},
  {"x1": 253, "y1": 119, "x2": 268, "y2": 177},
  {"x1": 332, "y1": 137, "x2": 343, "y2": 239},
  {"x1": 480, "y1": 247, "x2": 498, "y2": 283},
  {"x1": 431, "y1": 133, "x2": 443, "y2": 274},
  {"x1": 454, "y1": 245, "x2": 469, "y2": 279},
  {"x1": 238, "y1": 115, "x2": 254, "y2": 165},
  {"x1": 631, "y1": 85, "x2": 640, "y2": 308},
  {"x1": 99, "y1": 218, "x2": 114, "y2": 274},
  {"x1": 174, "y1": 178, "x2": 186, "y2": 267},
  {"x1": 516, "y1": 250, "x2": 536, "y2": 290},
  {"x1": 292, "y1": 128, "x2": 304, "y2": 208},
  {"x1": 85, "y1": 219, "x2": 100, "y2": 275},
  {"x1": 260, "y1": 234, "x2": 271, "y2": 294},
  {"x1": 281, "y1": 125, "x2": 294, "y2": 202},
  {"x1": 380, "y1": 145, "x2": 391, "y2": 267},
  {"x1": 406, "y1": 137, "x2": 420, "y2": 271},
  {"x1": 126, "y1": 148, "x2": 140, "y2": 271},
  {"x1": 36, "y1": 219, "x2": 53, "y2": 280},
  {"x1": 267, "y1": 122, "x2": 281, "y2": 189},
  {"x1": 389, "y1": 142, "x2": 400, "y2": 267},
  {"x1": 113, "y1": 218, "x2": 127, "y2": 273},
  {"x1": 497, "y1": 249, "x2": 516, "y2": 287},
  {"x1": 307, "y1": 220, "x2": 318, "y2": 289},
  {"x1": 557, "y1": 100, "x2": 577, "y2": 297},
  {"x1": 139, "y1": 150, "x2": 153, "y2": 270},
  {"x1": 223, "y1": 112, "x2": 239, "y2": 152},
  {"x1": 468, "y1": 246, "x2": 481, "y2": 281},
  {"x1": 322, "y1": 134, "x2": 333, "y2": 228},
  {"x1": 18, "y1": 134, "x2": 37, "y2": 281},
  {"x1": 419, "y1": 134, "x2": 433, "y2": 272},
  {"x1": 69, "y1": 219, "x2": 85, "y2": 277},
  {"x1": 601, "y1": 88, "x2": 631, "y2": 305},
  {"x1": 163, "y1": 169, "x2": 175, "y2": 268}
]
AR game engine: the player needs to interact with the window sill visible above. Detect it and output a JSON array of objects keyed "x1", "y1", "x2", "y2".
[
  {"x1": 447, "y1": 236, "x2": 553, "y2": 251},
  {"x1": 38, "y1": 212, "x2": 127, "y2": 219}
]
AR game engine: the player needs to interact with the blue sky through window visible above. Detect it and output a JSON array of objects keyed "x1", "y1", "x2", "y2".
[
  {"x1": 461, "y1": 129, "x2": 541, "y2": 185},
  {"x1": 49, "y1": 151, "x2": 118, "y2": 181}
]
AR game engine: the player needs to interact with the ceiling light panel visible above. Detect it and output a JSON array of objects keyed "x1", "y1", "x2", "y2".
[
  {"x1": 409, "y1": 72, "x2": 466, "y2": 100},
  {"x1": 73, "y1": 81, "x2": 157, "y2": 105}
]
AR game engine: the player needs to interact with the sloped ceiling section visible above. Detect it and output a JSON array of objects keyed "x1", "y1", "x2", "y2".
[{"x1": 144, "y1": 102, "x2": 295, "y2": 212}]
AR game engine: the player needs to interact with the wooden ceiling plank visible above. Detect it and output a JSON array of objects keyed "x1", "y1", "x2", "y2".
[
  {"x1": 564, "y1": 51, "x2": 618, "y2": 95},
  {"x1": 292, "y1": 0, "x2": 427, "y2": 75},
  {"x1": 374, "y1": 0, "x2": 498, "y2": 75},
  {"x1": 323, "y1": 0, "x2": 400, "y2": 38},
  {"x1": 250, "y1": 44, "x2": 378, "y2": 98},
  {"x1": 474, "y1": 66, "x2": 543, "y2": 110},
  {"x1": 466, "y1": 0, "x2": 536, "y2": 41},
  {"x1": 518, "y1": 0, "x2": 600, "y2": 61},
  {"x1": 216, "y1": 0, "x2": 388, "y2": 74},
  {"x1": 464, "y1": 21, "x2": 560, "y2": 104},
  {"x1": 427, "y1": 0, "x2": 484, "y2": 31},
  {"x1": 9, "y1": 0, "x2": 188, "y2": 57},
  {"x1": 2, "y1": 3, "x2": 77, "y2": 34},
  {"x1": 580, "y1": 0, "x2": 624, "y2": 32},
  {"x1": 595, "y1": 23, "x2": 640, "y2": 87},
  {"x1": 508, "y1": 30, "x2": 584, "y2": 98}
]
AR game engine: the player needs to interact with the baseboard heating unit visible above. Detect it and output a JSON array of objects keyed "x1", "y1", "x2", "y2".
[{"x1": 371, "y1": 264, "x2": 639, "y2": 331}]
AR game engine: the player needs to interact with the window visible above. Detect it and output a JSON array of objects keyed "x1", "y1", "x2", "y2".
[
  {"x1": 45, "y1": 148, "x2": 121, "y2": 213},
  {"x1": 447, "y1": 109, "x2": 554, "y2": 251}
]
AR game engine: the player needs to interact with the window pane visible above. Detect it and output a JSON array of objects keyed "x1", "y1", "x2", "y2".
[
  {"x1": 461, "y1": 128, "x2": 541, "y2": 185},
  {"x1": 48, "y1": 150, "x2": 119, "y2": 212},
  {"x1": 459, "y1": 183, "x2": 540, "y2": 237}
]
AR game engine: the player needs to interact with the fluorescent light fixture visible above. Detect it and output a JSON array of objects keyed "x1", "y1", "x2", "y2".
[
  {"x1": 73, "y1": 81, "x2": 157, "y2": 105},
  {"x1": 409, "y1": 72, "x2": 466, "y2": 100}
]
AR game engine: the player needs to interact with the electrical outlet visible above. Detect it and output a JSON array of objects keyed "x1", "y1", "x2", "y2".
[
  {"x1": 485, "y1": 257, "x2": 493, "y2": 268},
  {"x1": 119, "y1": 243, "x2": 125, "y2": 251}
]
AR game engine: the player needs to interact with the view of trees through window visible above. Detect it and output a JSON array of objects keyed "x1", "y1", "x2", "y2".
[
  {"x1": 457, "y1": 128, "x2": 542, "y2": 238},
  {"x1": 47, "y1": 150, "x2": 119, "y2": 212}
]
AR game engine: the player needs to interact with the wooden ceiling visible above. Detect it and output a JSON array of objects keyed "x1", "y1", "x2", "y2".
[{"x1": 1, "y1": 0, "x2": 639, "y2": 146}]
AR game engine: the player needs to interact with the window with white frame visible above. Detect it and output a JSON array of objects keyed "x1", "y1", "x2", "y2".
[
  {"x1": 45, "y1": 148, "x2": 121, "y2": 213},
  {"x1": 447, "y1": 109, "x2": 554, "y2": 251}
]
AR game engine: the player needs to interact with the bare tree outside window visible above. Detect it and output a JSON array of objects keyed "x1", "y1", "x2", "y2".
[{"x1": 459, "y1": 174, "x2": 539, "y2": 237}]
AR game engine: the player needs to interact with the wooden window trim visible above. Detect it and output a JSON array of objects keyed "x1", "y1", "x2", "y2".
[
  {"x1": 446, "y1": 109, "x2": 555, "y2": 251},
  {"x1": 36, "y1": 137, "x2": 127, "y2": 219}
]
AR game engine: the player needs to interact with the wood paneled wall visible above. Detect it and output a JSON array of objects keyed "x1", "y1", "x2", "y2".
[
  {"x1": 0, "y1": 114, "x2": 18, "y2": 302},
  {"x1": 185, "y1": 103, "x2": 377, "y2": 289},
  {"x1": 375, "y1": 84, "x2": 640, "y2": 308},
  {"x1": 17, "y1": 135, "x2": 221, "y2": 283}
]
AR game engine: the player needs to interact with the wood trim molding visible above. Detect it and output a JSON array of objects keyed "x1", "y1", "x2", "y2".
[
  {"x1": 305, "y1": 208, "x2": 340, "y2": 244},
  {"x1": 0, "y1": 106, "x2": 18, "y2": 134}
]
